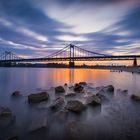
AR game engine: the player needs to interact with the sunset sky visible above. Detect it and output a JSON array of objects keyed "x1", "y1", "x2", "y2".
[{"x1": 0, "y1": 0, "x2": 140, "y2": 59}]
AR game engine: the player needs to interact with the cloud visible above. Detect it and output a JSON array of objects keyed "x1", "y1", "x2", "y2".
[{"x1": 0, "y1": 0, "x2": 140, "y2": 57}]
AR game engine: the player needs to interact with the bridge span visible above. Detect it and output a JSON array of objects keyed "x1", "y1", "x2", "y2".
[{"x1": 0, "y1": 44, "x2": 139, "y2": 67}]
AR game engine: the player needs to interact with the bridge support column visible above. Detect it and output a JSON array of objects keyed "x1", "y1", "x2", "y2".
[
  {"x1": 69, "y1": 61, "x2": 75, "y2": 68},
  {"x1": 133, "y1": 58, "x2": 137, "y2": 67}
]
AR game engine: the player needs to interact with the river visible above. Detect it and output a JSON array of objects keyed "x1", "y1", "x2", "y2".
[{"x1": 0, "y1": 68, "x2": 140, "y2": 140}]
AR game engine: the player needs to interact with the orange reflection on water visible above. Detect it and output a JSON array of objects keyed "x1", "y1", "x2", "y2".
[{"x1": 39, "y1": 68, "x2": 111, "y2": 85}]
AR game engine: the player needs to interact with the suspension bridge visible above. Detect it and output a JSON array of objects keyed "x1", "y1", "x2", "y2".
[{"x1": 0, "y1": 44, "x2": 139, "y2": 67}]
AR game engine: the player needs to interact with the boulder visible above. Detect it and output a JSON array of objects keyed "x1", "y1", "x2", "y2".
[
  {"x1": 0, "y1": 107, "x2": 12, "y2": 117},
  {"x1": 65, "y1": 100, "x2": 85, "y2": 113},
  {"x1": 131, "y1": 94, "x2": 140, "y2": 101},
  {"x1": 64, "y1": 83, "x2": 68, "y2": 86},
  {"x1": 11, "y1": 91, "x2": 21, "y2": 97},
  {"x1": 65, "y1": 93, "x2": 76, "y2": 98},
  {"x1": 79, "y1": 82, "x2": 87, "y2": 86},
  {"x1": 28, "y1": 92, "x2": 49, "y2": 103},
  {"x1": 55, "y1": 86, "x2": 65, "y2": 93},
  {"x1": 0, "y1": 107, "x2": 15, "y2": 128},
  {"x1": 29, "y1": 117, "x2": 47, "y2": 132},
  {"x1": 74, "y1": 84, "x2": 84, "y2": 93},
  {"x1": 96, "y1": 93, "x2": 106, "y2": 101},
  {"x1": 50, "y1": 96, "x2": 65, "y2": 110},
  {"x1": 104, "y1": 85, "x2": 114, "y2": 92},
  {"x1": 86, "y1": 95, "x2": 101, "y2": 106}
]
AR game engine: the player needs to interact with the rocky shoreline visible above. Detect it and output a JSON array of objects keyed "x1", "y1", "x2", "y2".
[{"x1": 0, "y1": 82, "x2": 140, "y2": 140}]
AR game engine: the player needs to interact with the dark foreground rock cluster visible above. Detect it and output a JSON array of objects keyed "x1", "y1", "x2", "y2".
[{"x1": 0, "y1": 82, "x2": 140, "y2": 140}]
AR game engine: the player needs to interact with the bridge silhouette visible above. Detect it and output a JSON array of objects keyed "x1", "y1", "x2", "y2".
[{"x1": 0, "y1": 44, "x2": 139, "y2": 67}]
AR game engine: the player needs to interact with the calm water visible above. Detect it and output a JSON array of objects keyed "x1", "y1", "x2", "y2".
[{"x1": 0, "y1": 68, "x2": 140, "y2": 140}]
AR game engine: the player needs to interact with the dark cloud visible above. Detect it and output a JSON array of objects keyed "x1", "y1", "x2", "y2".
[
  {"x1": 116, "y1": 5, "x2": 140, "y2": 39},
  {"x1": 0, "y1": 0, "x2": 140, "y2": 57}
]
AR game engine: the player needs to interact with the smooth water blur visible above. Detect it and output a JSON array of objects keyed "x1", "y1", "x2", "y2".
[
  {"x1": 0, "y1": 68, "x2": 140, "y2": 140},
  {"x1": 0, "y1": 68, "x2": 140, "y2": 100}
]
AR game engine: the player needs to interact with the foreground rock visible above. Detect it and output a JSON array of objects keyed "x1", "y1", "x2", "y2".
[
  {"x1": 65, "y1": 93, "x2": 76, "y2": 98},
  {"x1": 79, "y1": 82, "x2": 87, "y2": 86},
  {"x1": 29, "y1": 117, "x2": 47, "y2": 132},
  {"x1": 50, "y1": 96, "x2": 65, "y2": 110},
  {"x1": 65, "y1": 100, "x2": 85, "y2": 113},
  {"x1": 0, "y1": 107, "x2": 15, "y2": 128},
  {"x1": 86, "y1": 95, "x2": 101, "y2": 106},
  {"x1": 55, "y1": 86, "x2": 65, "y2": 93},
  {"x1": 0, "y1": 107, "x2": 12, "y2": 117},
  {"x1": 11, "y1": 91, "x2": 22, "y2": 97},
  {"x1": 74, "y1": 84, "x2": 84, "y2": 93},
  {"x1": 131, "y1": 94, "x2": 140, "y2": 101},
  {"x1": 28, "y1": 92, "x2": 49, "y2": 103},
  {"x1": 104, "y1": 85, "x2": 114, "y2": 92}
]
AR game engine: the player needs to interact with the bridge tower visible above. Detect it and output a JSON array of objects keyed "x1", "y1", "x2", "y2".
[
  {"x1": 69, "y1": 44, "x2": 75, "y2": 68},
  {"x1": 133, "y1": 57, "x2": 137, "y2": 67}
]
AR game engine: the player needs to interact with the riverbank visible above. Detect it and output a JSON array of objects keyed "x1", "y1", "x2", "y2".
[
  {"x1": 92, "y1": 66, "x2": 140, "y2": 73},
  {"x1": 0, "y1": 65, "x2": 140, "y2": 73}
]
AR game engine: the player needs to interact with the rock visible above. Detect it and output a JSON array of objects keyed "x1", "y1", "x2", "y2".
[
  {"x1": 64, "y1": 83, "x2": 68, "y2": 86},
  {"x1": 122, "y1": 90, "x2": 128, "y2": 93},
  {"x1": 0, "y1": 107, "x2": 15, "y2": 128},
  {"x1": 65, "y1": 100, "x2": 85, "y2": 113},
  {"x1": 55, "y1": 86, "x2": 65, "y2": 93},
  {"x1": 11, "y1": 91, "x2": 21, "y2": 97},
  {"x1": 0, "y1": 107, "x2": 12, "y2": 117},
  {"x1": 131, "y1": 94, "x2": 140, "y2": 101},
  {"x1": 29, "y1": 117, "x2": 47, "y2": 132},
  {"x1": 86, "y1": 95, "x2": 101, "y2": 106},
  {"x1": 104, "y1": 85, "x2": 114, "y2": 92},
  {"x1": 79, "y1": 82, "x2": 87, "y2": 86},
  {"x1": 65, "y1": 93, "x2": 76, "y2": 98},
  {"x1": 74, "y1": 84, "x2": 84, "y2": 93},
  {"x1": 50, "y1": 96, "x2": 65, "y2": 110},
  {"x1": 28, "y1": 92, "x2": 49, "y2": 103},
  {"x1": 96, "y1": 93, "x2": 106, "y2": 101}
]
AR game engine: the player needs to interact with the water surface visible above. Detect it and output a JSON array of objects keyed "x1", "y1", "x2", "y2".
[{"x1": 0, "y1": 68, "x2": 140, "y2": 140}]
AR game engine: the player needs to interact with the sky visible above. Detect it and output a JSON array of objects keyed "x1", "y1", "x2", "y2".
[{"x1": 0, "y1": 0, "x2": 140, "y2": 58}]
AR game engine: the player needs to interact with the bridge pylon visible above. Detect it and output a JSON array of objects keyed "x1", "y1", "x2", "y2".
[
  {"x1": 69, "y1": 44, "x2": 75, "y2": 68},
  {"x1": 133, "y1": 57, "x2": 137, "y2": 67}
]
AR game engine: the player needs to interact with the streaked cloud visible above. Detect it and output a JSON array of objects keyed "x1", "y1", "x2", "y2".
[{"x1": 0, "y1": 0, "x2": 140, "y2": 57}]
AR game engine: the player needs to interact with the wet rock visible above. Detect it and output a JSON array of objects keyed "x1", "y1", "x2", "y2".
[
  {"x1": 79, "y1": 82, "x2": 87, "y2": 86},
  {"x1": 86, "y1": 95, "x2": 101, "y2": 106},
  {"x1": 104, "y1": 85, "x2": 114, "y2": 92},
  {"x1": 74, "y1": 84, "x2": 84, "y2": 93},
  {"x1": 122, "y1": 90, "x2": 128, "y2": 93},
  {"x1": 96, "y1": 93, "x2": 106, "y2": 101},
  {"x1": 55, "y1": 86, "x2": 65, "y2": 93},
  {"x1": 131, "y1": 94, "x2": 140, "y2": 101},
  {"x1": 50, "y1": 96, "x2": 65, "y2": 110},
  {"x1": 11, "y1": 91, "x2": 21, "y2": 97},
  {"x1": 65, "y1": 93, "x2": 76, "y2": 98},
  {"x1": 29, "y1": 117, "x2": 47, "y2": 132},
  {"x1": 28, "y1": 92, "x2": 49, "y2": 103},
  {"x1": 64, "y1": 83, "x2": 68, "y2": 86},
  {"x1": 65, "y1": 100, "x2": 85, "y2": 113},
  {"x1": 0, "y1": 107, "x2": 15, "y2": 128},
  {"x1": 0, "y1": 107, "x2": 12, "y2": 117}
]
